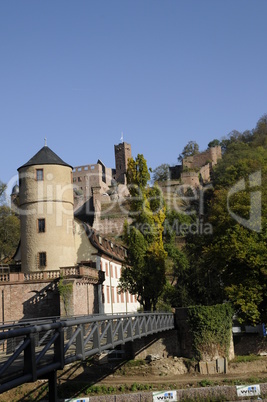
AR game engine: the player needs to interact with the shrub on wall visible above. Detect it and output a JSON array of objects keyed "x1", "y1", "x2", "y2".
[
  {"x1": 187, "y1": 303, "x2": 233, "y2": 361},
  {"x1": 58, "y1": 278, "x2": 73, "y2": 316}
]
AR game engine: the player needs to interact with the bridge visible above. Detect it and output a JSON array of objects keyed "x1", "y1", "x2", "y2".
[{"x1": 0, "y1": 312, "x2": 175, "y2": 401}]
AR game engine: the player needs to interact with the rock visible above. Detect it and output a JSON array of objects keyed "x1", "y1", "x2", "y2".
[{"x1": 146, "y1": 354, "x2": 161, "y2": 362}]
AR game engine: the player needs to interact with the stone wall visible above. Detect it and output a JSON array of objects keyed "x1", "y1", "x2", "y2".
[
  {"x1": 183, "y1": 146, "x2": 221, "y2": 169},
  {"x1": 75, "y1": 383, "x2": 267, "y2": 402},
  {"x1": 0, "y1": 280, "x2": 60, "y2": 322},
  {"x1": 96, "y1": 217, "x2": 131, "y2": 236},
  {"x1": 73, "y1": 164, "x2": 111, "y2": 201},
  {"x1": 0, "y1": 266, "x2": 102, "y2": 322},
  {"x1": 180, "y1": 171, "x2": 199, "y2": 187},
  {"x1": 114, "y1": 142, "x2": 132, "y2": 184},
  {"x1": 124, "y1": 330, "x2": 180, "y2": 359},
  {"x1": 59, "y1": 278, "x2": 98, "y2": 317}
]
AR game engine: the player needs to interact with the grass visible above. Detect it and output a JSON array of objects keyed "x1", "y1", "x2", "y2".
[
  {"x1": 231, "y1": 354, "x2": 261, "y2": 363},
  {"x1": 122, "y1": 359, "x2": 147, "y2": 368}
]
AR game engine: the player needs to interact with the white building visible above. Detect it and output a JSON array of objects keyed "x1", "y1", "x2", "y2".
[{"x1": 74, "y1": 220, "x2": 139, "y2": 314}]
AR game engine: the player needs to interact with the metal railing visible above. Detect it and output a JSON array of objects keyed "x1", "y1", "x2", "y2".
[{"x1": 0, "y1": 312, "x2": 174, "y2": 397}]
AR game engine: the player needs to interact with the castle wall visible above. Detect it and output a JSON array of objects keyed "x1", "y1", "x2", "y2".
[
  {"x1": 199, "y1": 163, "x2": 211, "y2": 183},
  {"x1": 73, "y1": 164, "x2": 111, "y2": 200},
  {"x1": 180, "y1": 171, "x2": 200, "y2": 187},
  {"x1": 59, "y1": 278, "x2": 98, "y2": 317},
  {"x1": 0, "y1": 279, "x2": 60, "y2": 322},
  {"x1": 183, "y1": 146, "x2": 221, "y2": 169}
]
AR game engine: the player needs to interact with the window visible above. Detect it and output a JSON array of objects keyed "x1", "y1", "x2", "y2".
[
  {"x1": 117, "y1": 291, "x2": 120, "y2": 303},
  {"x1": 36, "y1": 169, "x2": 43, "y2": 181},
  {"x1": 38, "y1": 252, "x2": 46, "y2": 267},
  {"x1": 106, "y1": 286, "x2": 110, "y2": 303},
  {"x1": 105, "y1": 262, "x2": 108, "y2": 276},
  {"x1": 110, "y1": 264, "x2": 113, "y2": 278},
  {"x1": 111, "y1": 287, "x2": 115, "y2": 303},
  {"x1": 38, "y1": 218, "x2": 45, "y2": 233}
]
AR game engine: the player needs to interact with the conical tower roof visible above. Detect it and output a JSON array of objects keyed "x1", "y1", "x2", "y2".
[{"x1": 18, "y1": 146, "x2": 72, "y2": 170}]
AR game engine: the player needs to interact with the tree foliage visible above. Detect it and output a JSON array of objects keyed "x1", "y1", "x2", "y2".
[
  {"x1": 208, "y1": 139, "x2": 220, "y2": 148},
  {"x1": 0, "y1": 181, "x2": 6, "y2": 204},
  {"x1": 187, "y1": 304, "x2": 233, "y2": 361},
  {"x1": 120, "y1": 154, "x2": 167, "y2": 311},
  {"x1": 0, "y1": 181, "x2": 20, "y2": 262},
  {"x1": 185, "y1": 116, "x2": 267, "y2": 324},
  {"x1": 0, "y1": 205, "x2": 20, "y2": 263},
  {"x1": 178, "y1": 140, "x2": 199, "y2": 162},
  {"x1": 152, "y1": 163, "x2": 170, "y2": 183}
]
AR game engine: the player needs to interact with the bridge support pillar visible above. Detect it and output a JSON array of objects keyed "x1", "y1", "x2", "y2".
[{"x1": 48, "y1": 370, "x2": 58, "y2": 402}]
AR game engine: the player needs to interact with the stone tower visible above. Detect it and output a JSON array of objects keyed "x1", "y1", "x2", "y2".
[
  {"x1": 114, "y1": 142, "x2": 132, "y2": 184},
  {"x1": 18, "y1": 145, "x2": 76, "y2": 273}
]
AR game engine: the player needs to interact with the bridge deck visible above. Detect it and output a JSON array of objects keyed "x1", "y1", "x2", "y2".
[{"x1": 0, "y1": 312, "x2": 174, "y2": 397}]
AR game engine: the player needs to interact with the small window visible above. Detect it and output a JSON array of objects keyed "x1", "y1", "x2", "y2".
[
  {"x1": 106, "y1": 286, "x2": 110, "y2": 303},
  {"x1": 38, "y1": 218, "x2": 45, "y2": 233},
  {"x1": 38, "y1": 252, "x2": 46, "y2": 267},
  {"x1": 36, "y1": 169, "x2": 43, "y2": 181}
]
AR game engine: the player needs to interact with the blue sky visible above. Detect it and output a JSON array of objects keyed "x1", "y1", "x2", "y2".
[{"x1": 1, "y1": 0, "x2": 267, "y2": 189}]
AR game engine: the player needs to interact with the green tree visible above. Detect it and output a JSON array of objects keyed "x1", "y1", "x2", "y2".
[
  {"x1": 120, "y1": 154, "x2": 167, "y2": 311},
  {"x1": 186, "y1": 117, "x2": 267, "y2": 324},
  {"x1": 0, "y1": 205, "x2": 20, "y2": 263},
  {"x1": 178, "y1": 140, "x2": 199, "y2": 162},
  {"x1": 0, "y1": 181, "x2": 20, "y2": 263},
  {"x1": 152, "y1": 163, "x2": 170, "y2": 183},
  {"x1": 208, "y1": 139, "x2": 221, "y2": 148},
  {"x1": 0, "y1": 181, "x2": 6, "y2": 204},
  {"x1": 160, "y1": 210, "x2": 192, "y2": 307}
]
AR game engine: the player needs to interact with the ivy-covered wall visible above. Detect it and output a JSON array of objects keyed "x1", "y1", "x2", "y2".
[{"x1": 175, "y1": 304, "x2": 234, "y2": 361}]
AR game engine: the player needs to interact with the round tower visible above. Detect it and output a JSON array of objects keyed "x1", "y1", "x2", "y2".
[{"x1": 18, "y1": 145, "x2": 76, "y2": 273}]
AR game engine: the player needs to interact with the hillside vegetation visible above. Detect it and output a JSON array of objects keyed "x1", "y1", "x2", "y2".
[{"x1": 119, "y1": 115, "x2": 267, "y2": 324}]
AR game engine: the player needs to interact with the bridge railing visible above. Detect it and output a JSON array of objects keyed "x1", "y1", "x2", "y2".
[{"x1": 0, "y1": 312, "x2": 174, "y2": 395}]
